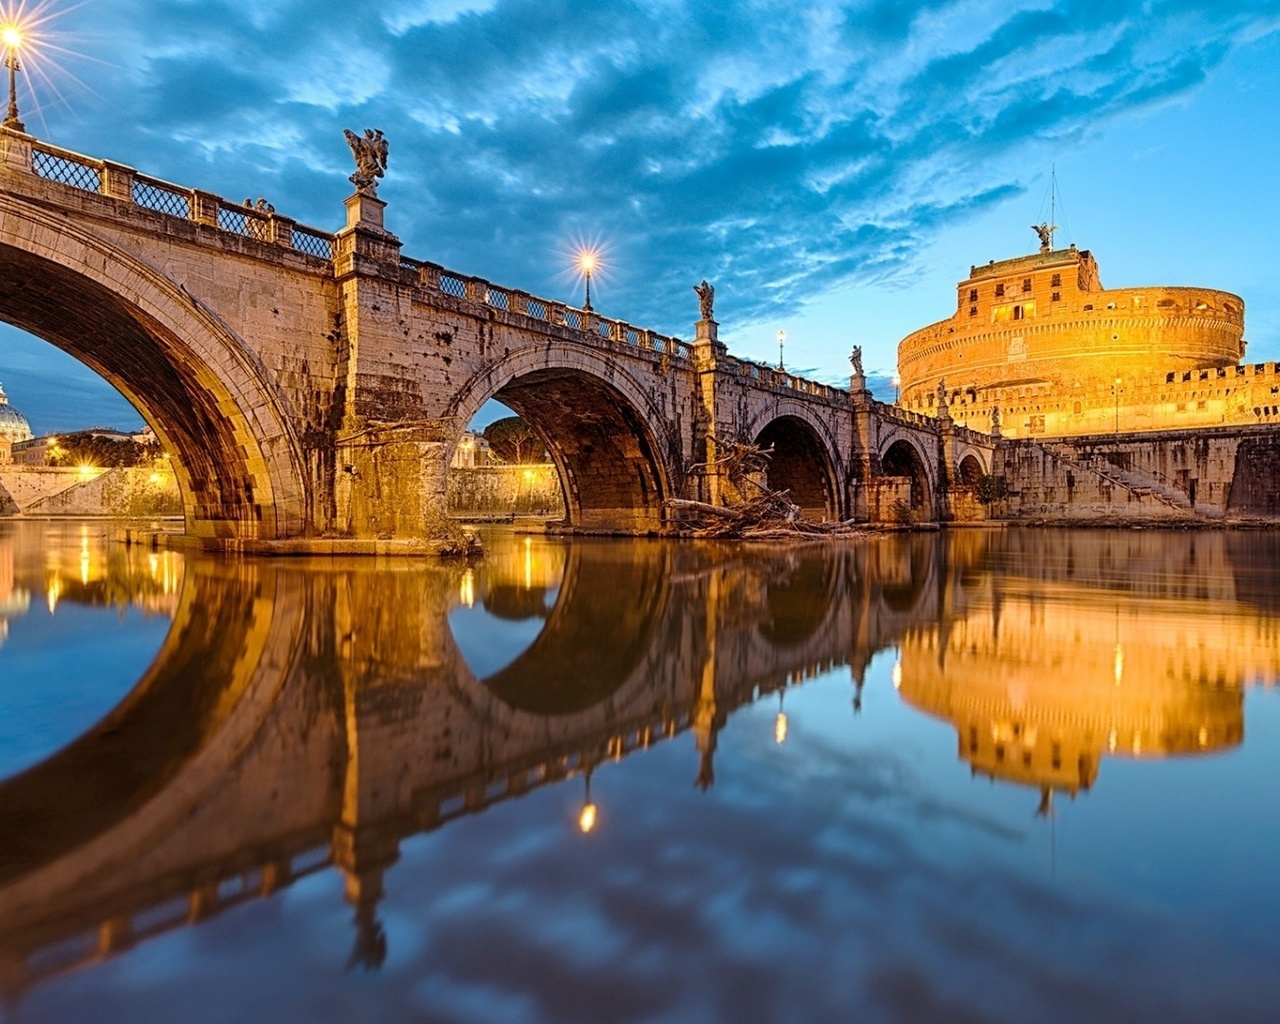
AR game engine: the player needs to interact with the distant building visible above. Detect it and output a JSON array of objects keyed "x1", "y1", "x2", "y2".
[
  {"x1": 11, "y1": 435, "x2": 55, "y2": 466},
  {"x1": 451, "y1": 431, "x2": 493, "y2": 469},
  {"x1": 0, "y1": 381, "x2": 34, "y2": 449},
  {"x1": 895, "y1": 239, "x2": 1248, "y2": 438}
]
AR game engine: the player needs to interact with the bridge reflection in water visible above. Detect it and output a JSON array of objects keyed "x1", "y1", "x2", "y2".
[{"x1": 0, "y1": 528, "x2": 1277, "y2": 1003}]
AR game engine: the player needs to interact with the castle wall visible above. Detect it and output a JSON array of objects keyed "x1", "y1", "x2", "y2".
[{"x1": 938, "y1": 360, "x2": 1280, "y2": 440}]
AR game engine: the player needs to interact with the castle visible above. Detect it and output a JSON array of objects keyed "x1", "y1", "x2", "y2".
[{"x1": 894, "y1": 228, "x2": 1268, "y2": 438}]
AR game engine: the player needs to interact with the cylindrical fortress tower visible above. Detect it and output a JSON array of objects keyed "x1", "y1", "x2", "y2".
[{"x1": 896, "y1": 246, "x2": 1245, "y2": 436}]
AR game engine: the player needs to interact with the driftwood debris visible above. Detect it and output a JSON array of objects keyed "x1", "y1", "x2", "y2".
[{"x1": 666, "y1": 437, "x2": 864, "y2": 539}]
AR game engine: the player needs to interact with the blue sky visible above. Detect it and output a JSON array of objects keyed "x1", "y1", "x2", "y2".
[{"x1": 2, "y1": 0, "x2": 1279, "y2": 433}]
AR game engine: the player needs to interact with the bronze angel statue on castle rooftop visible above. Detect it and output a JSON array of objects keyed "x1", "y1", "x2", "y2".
[{"x1": 344, "y1": 128, "x2": 390, "y2": 196}]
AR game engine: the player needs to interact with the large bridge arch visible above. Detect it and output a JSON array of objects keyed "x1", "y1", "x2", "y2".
[
  {"x1": 880, "y1": 432, "x2": 935, "y2": 515},
  {"x1": 743, "y1": 403, "x2": 842, "y2": 520},
  {"x1": 0, "y1": 196, "x2": 308, "y2": 539},
  {"x1": 447, "y1": 346, "x2": 677, "y2": 532}
]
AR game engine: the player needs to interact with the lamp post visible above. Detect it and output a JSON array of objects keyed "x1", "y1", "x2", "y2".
[
  {"x1": 577, "y1": 250, "x2": 596, "y2": 311},
  {"x1": 892, "y1": 374, "x2": 901, "y2": 404},
  {"x1": 777, "y1": 329, "x2": 785, "y2": 371},
  {"x1": 2, "y1": 25, "x2": 24, "y2": 133}
]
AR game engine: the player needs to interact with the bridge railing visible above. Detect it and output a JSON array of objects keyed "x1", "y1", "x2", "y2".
[
  {"x1": 24, "y1": 138, "x2": 336, "y2": 261},
  {"x1": 398, "y1": 257, "x2": 693, "y2": 360},
  {"x1": 719, "y1": 354, "x2": 847, "y2": 403}
]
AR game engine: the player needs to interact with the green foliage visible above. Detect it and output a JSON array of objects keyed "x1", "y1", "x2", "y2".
[
  {"x1": 974, "y1": 473, "x2": 1009, "y2": 506},
  {"x1": 482, "y1": 416, "x2": 548, "y2": 464},
  {"x1": 48, "y1": 432, "x2": 161, "y2": 468}
]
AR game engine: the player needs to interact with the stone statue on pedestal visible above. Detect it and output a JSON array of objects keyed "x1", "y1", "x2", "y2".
[
  {"x1": 849, "y1": 346, "x2": 863, "y2": 376},
  {"x1": 694, "y1": 280, "x2": 715, "y2": 321},
  {"x1": 1032, "y1": 222, "x2": 1056, "y2": 253},
  {"x1": 344, "y1": 128, "x2": 390, "y2": 196}
]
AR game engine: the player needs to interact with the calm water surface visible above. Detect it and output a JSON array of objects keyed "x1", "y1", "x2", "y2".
[{"x1": 0, "y1": 520, "x2": 1278, "y2": 1023}]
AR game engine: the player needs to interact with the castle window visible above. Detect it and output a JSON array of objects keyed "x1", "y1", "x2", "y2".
[
  {"x1": 1021, "y1": 278, "x2": 1032, "y2": 292},
  {"x1": 1051, "y1": 273, "x2": 1061, "y2": 287},
  {"x1": 995, "y1": 283, "x2": 1005, "y2": 297},
  {"x1": 968, "y1": 288, "x2": 978, "y2": 302},
  {"x1": 1074, "y1": 401, "x2": 1082, "y2": 414},
  {"x1": 1083, "y1": 304, "x2": 1094, "y2": 310},
  {"x1": 969, "y1": 306, "x2": 978, "y2": 317},
  {"x1": 1029, "y1": 415, "x2": 1045, "y2": 434},
  {"x1": 1013, "y1": 305, "x2": 1025, "y2": 321},
  {"x1": 1051, "y1": 291, "x2": 1061, "y2": 302}
]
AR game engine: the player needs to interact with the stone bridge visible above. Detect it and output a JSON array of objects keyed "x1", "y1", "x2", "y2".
[{"x1": 0, "y1": 128, "x2": 996, "y2": 550}]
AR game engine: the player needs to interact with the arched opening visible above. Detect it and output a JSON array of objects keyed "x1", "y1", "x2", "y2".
[
  {"x1": 450, "y1": 366, "x2": 670, "y2": 533},
  {"x1": 754, "y1": 416, "x2": 838, "y2": 520},
  {"x1": 882, "y1": 438, "x2": 932, "y2": 513},
  {"x1": 959, "y1": 454, "x2": 984, "y2": 486},
  {"x1": 0, "y1": 229, "x2": 305, "y2": 540},
  {"x1": 447, "y1": 399, "x2": 565, "y2": 523}
]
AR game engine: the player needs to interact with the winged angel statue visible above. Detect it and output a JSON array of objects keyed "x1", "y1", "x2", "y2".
[{"x1": 344, "y1": 128, "x2": 390, "y2": 196}]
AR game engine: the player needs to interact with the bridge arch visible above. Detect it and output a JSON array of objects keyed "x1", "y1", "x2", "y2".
[
  {"x1": 447, "y1": 347, "x2": 675, "y2": 532},
  {"x1": 0, "y1": 196, "x2": 308, "y2": 539},
  {"x1": 744, "y1": 404, "x2": 842, "y2": 520},
  {"x1": 880, "y1": 434, "x2": 934, "y2": 515},
  {"x1": 956, "y1": 446, "x2": 990, "y2": 483}
]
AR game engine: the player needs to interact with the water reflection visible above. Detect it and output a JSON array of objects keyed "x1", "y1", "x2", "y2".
[{"x1": 0, "y1": 526, "x2": 1277, "y2": 1017}]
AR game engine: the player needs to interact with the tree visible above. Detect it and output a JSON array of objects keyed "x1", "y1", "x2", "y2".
[
  {"x1": 483, "y1": 416, "x2": 547, "y2": 464},
  {"x1": 47, "y1": 431, "x2": 161, "y2": 468}
]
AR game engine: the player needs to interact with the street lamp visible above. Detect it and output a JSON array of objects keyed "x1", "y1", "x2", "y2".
[
  {"x1": 2, "y1": 23, "x2": 24, "y2": 133},
  {"x1": 777, "y1": 329, "x2": 786, "y2": 371},
  {"x1": 892, "y1": 374, "x2": 901, "y2": 404},
  {"x1": 577, "y1": 249, "x2": 597, "y2": 311}
]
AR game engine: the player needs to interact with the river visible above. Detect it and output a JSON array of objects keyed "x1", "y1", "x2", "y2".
[{"x1": 0, "y1": 520, "x2": 1277, "y2": 1023}]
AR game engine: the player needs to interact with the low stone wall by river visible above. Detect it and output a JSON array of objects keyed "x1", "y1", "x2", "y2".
[
  {"x1": 447, "y1": 464, "x2": 565, "y2": 519},
  {"x1": 0, "y1": 466, "x2": 182, "y2": 518}
]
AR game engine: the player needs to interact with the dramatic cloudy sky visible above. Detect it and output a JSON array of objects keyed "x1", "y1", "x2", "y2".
[{"x1": 2, "y1": 0, "x2": 1279, "y2": 431}]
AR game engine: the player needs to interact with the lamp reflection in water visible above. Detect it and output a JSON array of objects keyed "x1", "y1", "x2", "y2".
[
  {"x1": 774, "y1": 692, "x2": 788, "y2": 744},
  {"x1": 578, "y1": 770, "x2": 598, "y2": 834}
]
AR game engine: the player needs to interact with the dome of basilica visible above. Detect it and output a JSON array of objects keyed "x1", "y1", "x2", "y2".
[{"x1": 0, "y1": 382, "x2": 34, "y2": 445}]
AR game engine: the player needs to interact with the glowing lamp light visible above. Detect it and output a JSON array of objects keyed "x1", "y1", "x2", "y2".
[
  {"x1": 578, "y1": 802, "x2": 598, "y2": 833},
  {"x1": 892, "y1": 660, "x2": 903, "y2": 690},
  {"x1": 774, "y1": 710, "x2": 788, "y2": 745},
  {"x1": 577, "y1": 250, "x2": 597, "y2": 274},
  {"x1": 77, "y1": 463, "x2": 94, "y2": 480},
  {"x1": 1, "y1": 26, "x2": 21, "y2": 50}
]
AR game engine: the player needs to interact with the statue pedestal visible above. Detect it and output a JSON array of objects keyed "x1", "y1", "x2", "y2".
[
  {"x1": 345, "y1": 192, "x2": 387, "y2": 231},
  {"x1": 335, "y1": 191, "x2": 401, "y2": 273},
  {"x1": 695, "y1": 318, "x2": 719, "y2": 343},
  {"x1": 849, "y1": 371, "x2": 867, "y2": 394}
]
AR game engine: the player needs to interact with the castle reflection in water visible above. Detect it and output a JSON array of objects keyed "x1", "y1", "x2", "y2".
[{"x1": 0, "y1": 523, "x2": 1276, "y2": 1000}]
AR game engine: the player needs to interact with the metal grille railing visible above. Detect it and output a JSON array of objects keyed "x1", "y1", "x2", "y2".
[
  {"x1": 596, "y1": 321, "x2": 612, "y2": 339},
  {"x1": 625, "y1": 327, "x2": 640, "y2": 345},
  {"x1": 217, "y1": 205, "x2": 248, "y2": 235},
  {"x1": 486, "y1": 288, "x2": 509, "y2": 311},
  {"x1": 440, "y1": 274, "x2": 466, "y2": 298},
  {"x1": 526, "y1": 298, "x2": 548, "y2": 320},
  {"x1": 31, "y1": 149, "x2": 102, "y2": 193},
  {"x1": 293, "y1": 228, "x2": 333, "y2": 260},
  {"x1": 132, "y1": 179, "x2": 191, "y2": 219},
  {"x1": 564, "y1": 310, "x2": 581, "y2": 329}
]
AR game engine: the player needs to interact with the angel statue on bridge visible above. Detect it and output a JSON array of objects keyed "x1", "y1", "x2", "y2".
[
  {"x1": 344, "y1": 128, "x2": 390, "y2": 196},
  {"x1": 694, "y1": 280, "x2": 715, "y2": 322},
  {"x1": 849, "y1": 345, "x2": 863, "y2": 376}
]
